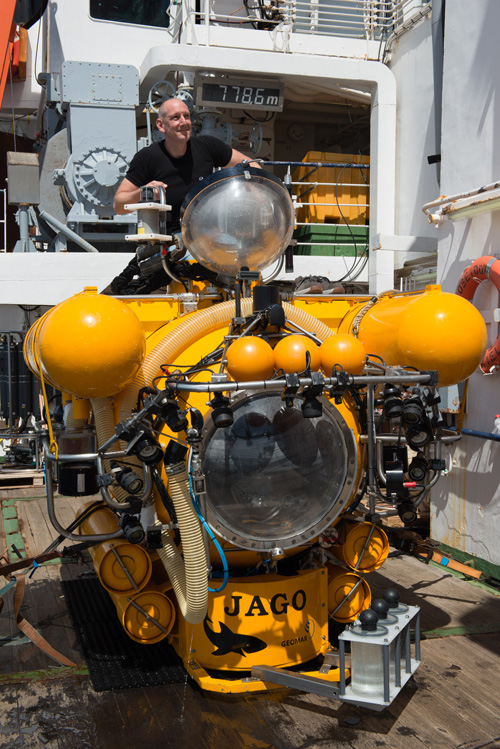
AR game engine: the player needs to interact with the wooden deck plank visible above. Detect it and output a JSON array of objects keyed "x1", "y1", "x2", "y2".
[
  {"x1": 412, "y1": 635, "x2": 500, "y2": 723},
  {"x1": 368, "y1": 555, "x2": 500, "y2": 631},
  {"x1": 17, "y1": 497, "x2": 56, "y2": 558}
]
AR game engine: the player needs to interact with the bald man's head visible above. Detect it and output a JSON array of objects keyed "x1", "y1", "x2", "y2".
[{"x1": 157, "y1": 98, "x2": 192, "y2": 151}]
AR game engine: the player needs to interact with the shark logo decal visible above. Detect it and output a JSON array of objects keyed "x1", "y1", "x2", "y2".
[{"x1": 203, "y1": 616, "x2": 268, "y2": 657}]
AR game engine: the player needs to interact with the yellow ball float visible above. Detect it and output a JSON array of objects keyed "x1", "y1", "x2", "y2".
[
  {"x1": 225, "y1": 336, "x2": 275, "y2": 381},
  {"x1": 273, "y1": 334, "x2": 321, "y2": 374},
  {"x1": 397, "y1": 288, "x2": 488, "y2": 386},
  {"x1": 320, "y1": 334, "x2": 366, "y2": 375},
  {"x1": 37, "y1": 287, "x2": 146, "y2": 398}
]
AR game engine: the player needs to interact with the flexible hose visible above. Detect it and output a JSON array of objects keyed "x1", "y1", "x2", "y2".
[
  {"x1": 63, "y1": 402, "x2": 85, "y2": 430},
  {"x1": 91, "y1": 396, "x2": 130, "y2": 504},
  {"x1": 119, "y1": 298, "x2": 333, "y2": 421},
  {"x1": 156, "y1": 462, "x2": 208, "y2": 624}
]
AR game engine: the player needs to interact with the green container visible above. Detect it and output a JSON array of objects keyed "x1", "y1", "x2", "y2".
[{"x1": 293, "y1": 225, "x2": 369, "y2": 256}]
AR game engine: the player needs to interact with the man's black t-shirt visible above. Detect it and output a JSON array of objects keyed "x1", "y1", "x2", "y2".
[{"x1": 125, "y1": 135, "x2": 233, "y2": 232}]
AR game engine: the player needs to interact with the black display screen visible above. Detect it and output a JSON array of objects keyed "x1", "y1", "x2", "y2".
[{"x1": 197, "y1": 78, "x2": 284, "y2": 111}]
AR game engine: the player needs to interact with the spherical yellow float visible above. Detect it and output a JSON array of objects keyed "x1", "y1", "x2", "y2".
[
  {"x1": 226, "y1": 336, "x2": 275, "y2": 381},
  {"x1": 274, "y1": 334, "x2": 321, "y2": 374},
  {"x1": 397, "y1": 287, "x2": 487, "y2": 386},
  {"x1": 320, "y1": 334, "x2": 366, "y2": 375},
  {"x1": 37, "y1": 287, "x2": 146, "y2": 398}
]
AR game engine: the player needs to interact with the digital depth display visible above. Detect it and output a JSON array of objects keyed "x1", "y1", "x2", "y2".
[{"x1": 197, "y1": 78, "x2": 284, "y2": 111}]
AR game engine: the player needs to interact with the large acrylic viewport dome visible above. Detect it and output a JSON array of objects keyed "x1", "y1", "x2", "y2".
[{"x1": 180, "y1": 165, "x2": 295, "y2": 275}]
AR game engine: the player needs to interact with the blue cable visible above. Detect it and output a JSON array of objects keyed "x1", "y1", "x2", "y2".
[
  {"x1": 243, "y1": 559, "x2": 271, "y2": 576},
  {"x1": 187, "y1": 462, "x2": 229, "y2": 593}
]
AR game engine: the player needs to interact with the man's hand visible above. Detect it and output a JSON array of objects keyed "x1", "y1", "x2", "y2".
[
  {"x1": 144, "y1": 181, "x2": 169, "y2": 198},
  {"x1": 113, "y1": 179, "x2": 169, "y2": 214},
  {"x1": 226, "y1": 148, "x2": 262, "y2": 169}
]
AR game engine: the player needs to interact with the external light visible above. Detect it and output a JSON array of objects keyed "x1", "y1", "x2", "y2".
[
  {"x1": 113, "y1": 465, "x2": 144, "y2": 494},
  {"x1": 133, "y1": 433, "x2": 164, "y2": 464},
  {"x1": 163, "y1": 402, "x2": 189, "y2": 433},
  {"x1": 301, "y1": 395, "x2": 323, "y2": 419},
  {"x1": 397, "y1": 501, "x2": 418, "y2": 525},
  {"x1": 405, "y1": 423, "x2": 433, "y2": 450},
  {"x1": 402, "y1": 396, "x2": 426, "y2": 425},
  {"x1": 408, "y1": 453, "x2": 429, "y2": 482},
  {"x1": 382, "y1": 385, "x2": 403, "y2": 419},
  {"x1": 210, "y1": 395, "x2": 234, "y2": 429},
  {"x1": 120, "y1": 514, "x2": 146, "y2": 544}
]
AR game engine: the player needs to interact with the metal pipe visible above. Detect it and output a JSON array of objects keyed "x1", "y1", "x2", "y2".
[
  {"x1": 263, "y1": 161, "x2": 370, "y2": 169},
  {"x1": 283, "y1": 320, "x2": 324, "y2": 346},
  {"x1": 339, "y1": 640, "x2": 346, "y2": 696},
  {"x1": 422, "y1": 179, "x2": 500, "y2": 216},
  {"x1": 405, "y1": 623, "x2": 411, "y2": 673},
  {"x1": 394, "y1": 632, "x2": 401, "y2": 688},
  {"x1": 44, "y1": 449, "x2": 127, "y2": 463},
  {"x1": 366, "y1": 384, "x2": 377, "y2": 498},
  {"x1": 446, "y1": 426, "x2": 500, "y2": 443},
  {"x1": 415, "y1": 611, "x2": 421, "y2": 662},
  {"x1": 7, "y1": 333, "x2": 13, "y2": 430},
  {"x1": 17, "y1": 206, "x2": 34, "y2": 253},
  {"x1": 377, "y1": 439, "x2": 386, "y2": 486},
  {"x1": 375, "y1": 508, "x2": 399, "y2": 518},
  {"x1": 354, "y1": 524, "x2": 375, "y2": 571},
  {"x1": 111, "y1": 547, "x2": 139, "y2": 591},
  {"x1": 44, "y1": 462, "x2": 123, "y2": 542},
  {"x1": 166, "y1": 373, "x2": 432, "y2": 394},
  {"x1": 127, "y1": 598, "x2": 170, "y2": 635},
  {"x1": 383, "y1": 645, "x2": 390, "y2": 703},
  {"x1": 38, "y1": 210, "x2": 99, "y2": 253},
  {"x1": 330, "y1": 577, "x2": 365, "y2": 618}
]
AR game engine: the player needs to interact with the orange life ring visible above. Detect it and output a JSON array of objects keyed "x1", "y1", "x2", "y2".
[{"x1": 456, "y1": 255, "x2": 500, "y2": 373}]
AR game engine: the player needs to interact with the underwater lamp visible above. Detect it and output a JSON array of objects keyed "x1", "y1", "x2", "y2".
[
  {"x1": 111, "y1": 463, "x2": 144, "y2": 495},
  {"x1": 132, "y1": 433, "x2": 164, "y2": 464},
  {"x1": 408, "y1": 453, "x2": 429, "y2": 482},
  {"x1": 401, "y1": 396, "x2": 426, "y2": 425},
  {"x1": 201, "y1": 392, "x2": 357, "y2": 551},
  {"x1": 180, "y1": 165, "x2": 294, "y2": 274}
]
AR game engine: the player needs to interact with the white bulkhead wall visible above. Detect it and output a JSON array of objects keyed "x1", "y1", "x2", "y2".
[
  {"x1": 388, "y1": 12, "x2": 439, "y2": 247},
  {"x1": 418, "y1": 1, "x2": 499, "y2": 565}
]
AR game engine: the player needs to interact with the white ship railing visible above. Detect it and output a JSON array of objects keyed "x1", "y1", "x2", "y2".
[
  {"x1": 269, "y1": 159, "x2": 370, "y2": 257},
  {"x1": 169, "y1": 0, "x2": 428, "y2": 44}
]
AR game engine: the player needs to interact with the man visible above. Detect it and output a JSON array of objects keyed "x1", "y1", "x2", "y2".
[
  {"x1": 108, "y1": 97, "x2": 260, "y2": 293},
  {"x1": 114, "y1": 97, "x2": 260, "y2": 233}
]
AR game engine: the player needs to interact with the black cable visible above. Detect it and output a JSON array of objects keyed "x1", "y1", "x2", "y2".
[
  {"x1": 345, "y1": 476, "x2": 367, "y2": 515},
  {"x1": 42, "y1": 500, "x2": 106, "y2": 555},
  {"x1": 242, "y1": 110, "x2": 275, "y2": 122},
  {"x1": 151, "y1": 466, "x2": 177, "y2": 525}
]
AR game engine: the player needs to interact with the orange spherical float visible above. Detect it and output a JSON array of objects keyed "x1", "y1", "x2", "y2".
[
  {"x1": 320, "y1": 334, "x2": 366, "y2": 375},
  {"x1": 225, "y1": 336, "x2": 275, "y2": 381},
  {"x1": 273, "y1": 334, "x2": 321, "y2": 374},
  {"x1": 37, "y1": 287, "x2": 146, "y2": 398},
  {"x1": 397, "y1": 287, "x2": 487, "y2": 386}
]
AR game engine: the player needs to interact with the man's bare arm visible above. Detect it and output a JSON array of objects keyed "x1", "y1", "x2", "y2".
[{"x1": 225, "y1": 148, "x2": 262, "y2": 169}]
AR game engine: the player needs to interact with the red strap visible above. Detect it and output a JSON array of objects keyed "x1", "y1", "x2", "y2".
[{"x1": 13, "y1": 573, "x2": 77, "y2": 668}]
